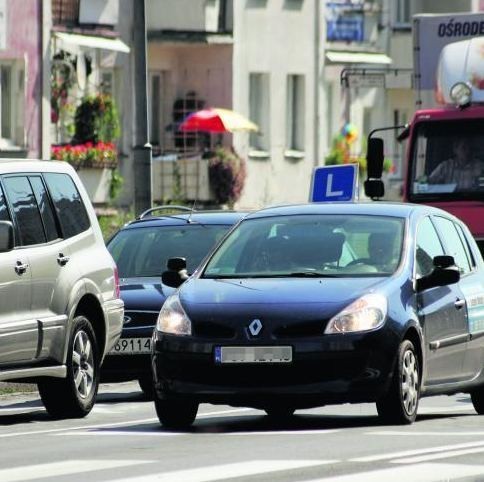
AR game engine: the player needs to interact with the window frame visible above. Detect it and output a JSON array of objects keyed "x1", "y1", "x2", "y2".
[
  {"x1": 285, "y1": 74, "x2": 305, "y2": 155},
  {"x1": 249, "y1": 72, "x2": 271, "y2": 155}
]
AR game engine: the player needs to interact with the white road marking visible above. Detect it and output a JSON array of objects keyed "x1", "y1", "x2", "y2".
[
  {"x1": 301, "y1": 463, "x2": 484, "y2": 482},
  {"x1": 59, "y1": 429, "x2": 341, "y2": 437},
  {"x1": 351, "y1": 440, "x2": 484, "y2": 463},
  {"x1": 0, "y1": 460, "x2": 152, "y2": 482},
  {"x1": 370, "y1": 430, "x2": 484, "y2": 436},
  {"x1": 114, "y1": 460, "x2": 337, "y2": 482},
  {"x1": 0, "y1": 407, "x2": 252, "y2": 439},
  {"x1": 417, "y1": 404, "x2": 475, "y2": 413},
  {"x1": 393, "y1": 446, "x2": 484, "y2": 464}
]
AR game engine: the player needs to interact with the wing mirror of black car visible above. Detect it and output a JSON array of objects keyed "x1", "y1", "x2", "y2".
[
  {"x1": 416, "y1": 255, "x2": 460, "y2": 292},
  {"x1": 161, "y1": 257, "x2": 190, "y2": 288},
  {"x1": 0, "y1": 221, "x2": 14, "y2": 252}
]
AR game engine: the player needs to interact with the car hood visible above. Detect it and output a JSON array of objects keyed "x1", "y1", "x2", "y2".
[
  {"x1": 119, "y1": 277, "x2": 175, "y2": 311},
  {"x1": 180, "y1": 277, "x2": 388, "y2": 321}
]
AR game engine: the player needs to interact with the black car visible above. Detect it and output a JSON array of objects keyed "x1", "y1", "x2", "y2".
[
  {"x1": 102, "y1": 206, "x2": 246, "y2": 395},
  {"x1": 152, "y1": 202, "x2": 484, "y2": 428}
]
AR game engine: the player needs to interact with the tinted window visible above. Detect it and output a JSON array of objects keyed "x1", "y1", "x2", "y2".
[
  {"x1": 3, "y1": 176, "x2": 45, "y2": 246},
  {"x1": 433, "y1": 216, "x2": 471, "y2": 274},
  {"x1": 44, "y1": 173, "x2": 90, "y2": 238},
  {"x1": 29, "y1": 176, "x2": 59, "y2": 242},
  {"x1": 108, "y1": 224, "x2": 231, "y2": 278},
  {"x1": 0, "y1": 184, "x2": 10, "y2": 222},
  {"x1": 204, "y1": 215, "x2": 405, "y2": 278},
  {"x1": 415, "y1": 217, "x2": 444, "y2": 277},
  {"x1": 455, "y1": 223, "x2": 476, "y2": 268}
]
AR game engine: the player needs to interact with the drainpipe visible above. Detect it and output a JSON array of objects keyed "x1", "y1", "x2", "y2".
[{"x1": 41, "y1": 0, "x2": 52, "y2": 160}]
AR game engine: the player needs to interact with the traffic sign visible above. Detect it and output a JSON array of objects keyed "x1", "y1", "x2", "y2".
[{"x1": 310, "y1": 164, "x2": 358, "y2": 202}]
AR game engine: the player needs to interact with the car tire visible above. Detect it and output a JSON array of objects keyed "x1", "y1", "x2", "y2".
[
  {"x1": 138, "y1": 375, "x2": 155, "y2": 399},
  {"x1": 470, "y1": 385, "x2": 484, "y2": 414},
  {"x1": 38, "y1": 315, "x2": 99, "y2": 419},
  {"x1": 264, "y1": 406, "x2": 295, "y2": 419},
  {"x1": 376, "y1": 339, "x2": 420, "y2": 425},
  {"x1": 154, "y1": 395, "x2": 198, "y2": 429}
]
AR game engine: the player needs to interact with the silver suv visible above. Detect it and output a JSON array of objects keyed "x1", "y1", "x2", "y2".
[{"x1": 0, "y1": 160, "x2": 124, "y2": 418}]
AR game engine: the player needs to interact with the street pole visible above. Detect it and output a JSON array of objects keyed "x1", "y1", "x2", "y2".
[{"x1": 133, "y1": 0, "x2": 152, "y2": 216}]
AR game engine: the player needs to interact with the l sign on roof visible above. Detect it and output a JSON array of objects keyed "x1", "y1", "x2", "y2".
[{"x1": 309, "y1": 164, "x2": 358, "y2": 202}]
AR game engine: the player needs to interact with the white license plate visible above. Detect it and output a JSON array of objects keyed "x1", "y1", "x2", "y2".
[
  {"x1": 214, "y1": 346, "x2": 292, "y2": 364},
  {"x1": 109, "y1": 337, "x2": 152, "y2": 355}
]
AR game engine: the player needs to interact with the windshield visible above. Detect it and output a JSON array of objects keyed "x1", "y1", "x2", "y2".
[
  {"x1": 203, "y1": 214, "x2": 405, "y2": 278},
  {"x1": 108, "y1": 224, "x2": 231, "y2": 278},
  {"x1": 410, "y1": 120, "x2": 484, "y2": 200}
]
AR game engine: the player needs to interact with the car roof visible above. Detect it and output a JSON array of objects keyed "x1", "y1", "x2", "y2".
[
  {"x1": 122, "y1": 210, "x2": 248, "y2": 230},
  {"x1": 244, "y1": 201, "x2": 449, "y2": 220}
]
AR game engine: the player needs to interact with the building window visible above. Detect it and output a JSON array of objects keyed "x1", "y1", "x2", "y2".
[
  {"x1": 395, "y1": 0, "x2": 411, "y2": 26},
  {"x1": 286, "y1": 74, "x2": 305, "y2": 152},
  {"x1": 249, "y1": 73, "x2": 270, "y2": 152},
  {"x1": 1, "y1": 65, "x2": 12, "y2": 140}
]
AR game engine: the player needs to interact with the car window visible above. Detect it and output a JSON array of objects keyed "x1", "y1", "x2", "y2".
[
  {"x1": 29, "y1": 176, "x2": 59, "y2": 242},
  {"x1": 415, "y1": 217, "x2": 444, "y2": 277},
  {"x1": 455, "y1": 223, "x2": 476, "y2": 269},
  {"x1": 433, "y1": 216, "x2": 472, "y2": 274},
  {"x1": 204, "y1": 214, "x2": 405, "y2": 278},
  {"x1": 0, "y1": 184, "x2": 10, "y2": 222},
  {"x1": 44, "y1": 173, "x2": 90, "y2": 238},
  {"x1": 3, "y1": 176, "x2": 46, "y2": 246},
  {"x1": 108, "y1": 224, "x2": 231, "y2": 278}
]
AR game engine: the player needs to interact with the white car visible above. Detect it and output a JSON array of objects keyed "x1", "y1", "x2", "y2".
[{"x1": 0, "y1": 159, "x2": 124, "y2": 418}]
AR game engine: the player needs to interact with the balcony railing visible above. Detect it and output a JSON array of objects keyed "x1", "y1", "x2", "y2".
[{"x1": 52, "y1": 0, "x2": 80, "y2": 26}]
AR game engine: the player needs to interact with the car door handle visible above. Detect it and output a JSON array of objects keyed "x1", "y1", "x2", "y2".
[
  {"x1": 14, "y1": 261, "x2": 29, "y2": 275},
  {"x1": 57, "y1": 253, "x2": 70, "y2": 266},
  {"x1": 455, "y1": 298, "x2": 466, "y2": 309}
]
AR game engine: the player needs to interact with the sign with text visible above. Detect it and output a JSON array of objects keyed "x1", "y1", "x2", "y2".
[{"x1": 310, "y1": 164, "x2": 358, "y2": 202}]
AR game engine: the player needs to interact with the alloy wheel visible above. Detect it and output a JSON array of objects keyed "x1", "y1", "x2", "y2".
[
  {"x1": 401, "y1": 349, "x2": 419, "y2": 416},
  {"x1": 72, "y1": 330, "x2": 94, "y2": 399}
]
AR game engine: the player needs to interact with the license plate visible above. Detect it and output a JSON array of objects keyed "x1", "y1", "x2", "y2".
[
  {"x1": 214, "y1": 346, "x2": 292, "y2": 364},
  {"x1": 109, "y1": 337, "x2": 152, "y2": 355}
]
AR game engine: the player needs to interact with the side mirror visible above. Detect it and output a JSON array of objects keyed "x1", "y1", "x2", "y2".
[
  {"x1": 433, "y1": 255, "x2": 455, "y2": 269},
  {"x1": 364, "y1": 179, "x2": 385, "y2": 199},
  {"x1": 0, "y1": 221, "x2": 14, "y2": 252},
  {"x1": 366, "y1": 137, "x2": 384, "y2": 179},
  {"x1": 416, "y1": 256, "x2": 460, "y2": 291},
  {"x1": 161, "y1": 257, "x2": 189, "y2": 288}
]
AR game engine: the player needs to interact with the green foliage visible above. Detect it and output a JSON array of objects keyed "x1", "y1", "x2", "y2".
[
  {"x1": 109, "y1": 168, "x2": 124, "y2": 201},
  {"x1": 74, "y1": 94, "x2": 120, "y2": 144},
  {"x1": 208, "y1": 147, "x2": 247, "y2": 207},
  {"x1": 97, "y1": 209, "x2": 134, "y2": 241}
]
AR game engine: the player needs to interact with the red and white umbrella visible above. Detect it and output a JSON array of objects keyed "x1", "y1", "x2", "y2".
[{"x1": 179, "y1": 108, "x2": 259, "y2": 133}]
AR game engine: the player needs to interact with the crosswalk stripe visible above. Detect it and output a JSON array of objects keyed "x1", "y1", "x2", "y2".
[
  {"x1": 114, "y1": 460, "x2": 337, "y2": 482},
  {"x1": 0, "y1": 460, "x2": 152, "y2": 482},
  {"x1": 351, "y1": 440, "x2": 484, "y2": 463},
  {"x1": 300, "y1": 463, "x2": 484, "y2": 482},
  {"x1": 393, "y1": 446, "x2": 484, "y2": 464}
]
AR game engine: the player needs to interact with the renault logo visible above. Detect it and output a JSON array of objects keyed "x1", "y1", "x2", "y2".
[{"x1": 248, "y1": 319, "x2": 263, "y2": 337}]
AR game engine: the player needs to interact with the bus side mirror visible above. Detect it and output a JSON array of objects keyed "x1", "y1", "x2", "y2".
[{"x1": 366, "y1": 137, "x2": 384, "y2": 179}]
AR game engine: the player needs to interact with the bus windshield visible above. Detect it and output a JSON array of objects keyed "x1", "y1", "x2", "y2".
[{"x1": 409, "y1": 120, "x2": 484, "y2": 201}]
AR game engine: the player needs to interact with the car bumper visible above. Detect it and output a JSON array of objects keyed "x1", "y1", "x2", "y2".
[
  {"x1": 103, "y1": 298, "x2": 124, "y2": 354},
  {"x1": 152, "y1": 328, "x2": 400, "y2": 409},
  {"x1": 101, "y1": 325, "x2": 154, "y2": 381}
]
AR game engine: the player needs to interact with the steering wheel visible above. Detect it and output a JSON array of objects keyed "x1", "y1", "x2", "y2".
[{"x1": 346, "y1": 258, "x2": 372, "y2": 267}]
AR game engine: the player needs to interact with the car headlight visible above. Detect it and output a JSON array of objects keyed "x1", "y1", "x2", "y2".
[
  {"x1": 324, "y1": 293, "x2": 387, "y2": 334},
  {"x1": 156, "y1": 294, "x2": 192, "y2": 336},
  {"x1": 450, "y1": 82, "x2": 472, "y2": 107}
]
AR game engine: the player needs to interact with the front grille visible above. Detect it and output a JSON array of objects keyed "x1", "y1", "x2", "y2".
[
  {"x1": 160, "y1": 354, "x2": 367, "y2": 388},
  {"x1": 124, "y1": 311, "x2": 158, "y2": 328},
  {"x1": 273, "y1": 320, "x2": 325, "y2": 338},
  {"x1": 193, "y1": 321, "x2": 236, "y2": 339}
]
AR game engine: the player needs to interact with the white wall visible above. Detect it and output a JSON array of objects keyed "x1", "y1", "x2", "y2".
[
  {"x1": 233, "y1": 0, "x2": 321, "y2": 209},
  {"x1": 146, "y1": 0, "x2": 219, "y2": 32}
]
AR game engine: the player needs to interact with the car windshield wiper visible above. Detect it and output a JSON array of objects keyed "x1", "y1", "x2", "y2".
[{"x1": 285, "y1": 271, "x2": 340, "y2": 278}]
